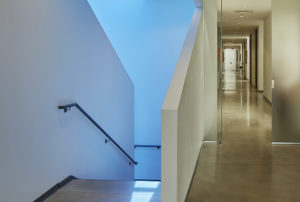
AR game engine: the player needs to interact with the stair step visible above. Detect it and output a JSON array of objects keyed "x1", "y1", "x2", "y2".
[{"x1": 45, "y1": 179, "x2": 161, "y2": 202}]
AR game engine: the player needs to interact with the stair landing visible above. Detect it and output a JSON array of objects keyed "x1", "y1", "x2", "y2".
[{"x1": 45, "y1": 179, "x2": 161, "y2": 202}]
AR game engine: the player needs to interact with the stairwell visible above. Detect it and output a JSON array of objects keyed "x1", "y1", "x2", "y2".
[{"x1": 44, "y1": 179, "x2": 161, "y2": 202}]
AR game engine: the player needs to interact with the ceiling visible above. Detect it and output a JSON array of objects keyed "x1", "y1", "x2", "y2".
[
  {"x1": 223, "y1": 38, "x2": 247, "y2": 49},
  {"x1": 223, "y1": 38, "x2": 247, "y2": 44},
  {"x1": 218, "y1": 0, "x2": 271, "y2": 35},
  {"x1": 222, "y1": 25, "x2": 257, "y2": 35}
]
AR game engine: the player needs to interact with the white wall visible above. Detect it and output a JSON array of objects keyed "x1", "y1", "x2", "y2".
[
  {"x1": 0, "y1": 1, "x2": 134, "y2": 201},
  {"x1": 162, "y1": 8, "x2": 205, "y2": 202},
  {"x1": 204, "y1": 0, "x2": 218, "y2": 141},
  {"x1": 264, "y1": 14, "x2": 272, "y2": 102},
  {"x1": 177, "y1": 18, "x2": 205, "y2": 200},
  {"x1": 87, "y1": 0, "x2": 195, "y2": 180}
]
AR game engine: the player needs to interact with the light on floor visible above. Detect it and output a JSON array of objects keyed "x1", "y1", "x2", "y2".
[
  {"x1": 134, "y1": 181, "x2": 160, "y2": 189},
  {"x1": 130, "y1": 192, "x2": 154, "y2": 202}
]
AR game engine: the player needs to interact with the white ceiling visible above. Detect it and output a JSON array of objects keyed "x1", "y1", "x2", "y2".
[{"x1": 218, "y1": 0, "x2": 271, "y2": 35}]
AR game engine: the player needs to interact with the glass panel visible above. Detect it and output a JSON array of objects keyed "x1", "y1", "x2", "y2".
[
  {"x1": 272, "y1": 0, "x2": 300, "y2": 142},
  {"x1": 217, "y1": 0, "x2": 223, "y2": 143}
]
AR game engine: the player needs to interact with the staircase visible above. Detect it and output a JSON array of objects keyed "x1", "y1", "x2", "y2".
[
  {"x1": 45, "y1": 179, "x2": 161, "y2": 202},
  {"x1": 36, "y1": 103, "x2": 161, "y2": 202}
]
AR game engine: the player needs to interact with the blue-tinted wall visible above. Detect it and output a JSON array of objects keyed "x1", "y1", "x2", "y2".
[
  {"x1": 0, "y1": 1, "x2": 134, "y2": 201},
  {"x1": 88, "y1": 0, "x2": 194, "y2": 179}
]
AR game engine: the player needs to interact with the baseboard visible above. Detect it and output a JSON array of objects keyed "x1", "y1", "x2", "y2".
[
  {"x1": 34, "y1": 175, "x2": 77, "y2": 202},
  {"x1": 263, "y1": 95, "x2": 272, "y2": 104},
  {"x1": 272, "y1": 142, "x2": 300, "y2": 145}
]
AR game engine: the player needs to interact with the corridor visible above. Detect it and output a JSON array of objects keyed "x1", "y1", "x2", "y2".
[{"x1": 186, "y1": 73, "x2": 300, "y2": 202}]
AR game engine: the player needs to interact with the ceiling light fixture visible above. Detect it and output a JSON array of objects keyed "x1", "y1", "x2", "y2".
[
  {"x1": 240, "y1": 0, "x2": 248, "y2": 9},
  {"x1": 234, "y1": 10, "x2": 254, "y2": 14}
]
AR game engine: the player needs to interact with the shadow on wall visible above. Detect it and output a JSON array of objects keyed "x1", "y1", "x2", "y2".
[{"x1": 87, "y1": 0, "x2": 195, "y2": 179}]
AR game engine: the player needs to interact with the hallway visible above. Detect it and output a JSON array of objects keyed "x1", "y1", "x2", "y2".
[{"x1": 186, "y1": 73, "x2": 300, "y2": 202}]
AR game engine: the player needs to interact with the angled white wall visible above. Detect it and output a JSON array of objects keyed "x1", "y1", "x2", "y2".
[
  {"x1": 162, "y1": 8, "x2": 205, "y2": 202},
  {"x1": 0, "y1": 1, "x2": 134, "y2": 201},
  {"x1": 162, "y1": 0, "x2": 217, "y2": 200}
]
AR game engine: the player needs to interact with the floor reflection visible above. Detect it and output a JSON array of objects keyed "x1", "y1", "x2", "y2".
[{"x1": 187, "y1": 72, "x2": 300, "y2": 202}]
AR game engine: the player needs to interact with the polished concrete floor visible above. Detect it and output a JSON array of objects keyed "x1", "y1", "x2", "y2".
[
  {"x1": 46, "y1": 180, "x2": 161, "y2": 202},
  {"x1": 187, "y1": 73, "x2": 300, "y2": 202}
]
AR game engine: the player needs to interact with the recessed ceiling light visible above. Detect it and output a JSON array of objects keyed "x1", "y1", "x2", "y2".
[{"x1": 234, "y1": 10, "x2": 254, "y2": 14}]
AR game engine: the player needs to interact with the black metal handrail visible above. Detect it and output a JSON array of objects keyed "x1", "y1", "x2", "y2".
[
  {"x1": 58, "y1": 103, "x2": 137, "y2": 165},
  {"x1": 134, "y1": 145, "x2": 161, "y2": 149}
]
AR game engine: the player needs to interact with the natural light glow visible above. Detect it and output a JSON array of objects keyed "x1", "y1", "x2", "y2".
[
  {"x1": 130, "y1": 192, "x2": 154, "y2": 202},
  {"x1": 134, "y1": 181, "x2": 160, "y2": 189}
]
